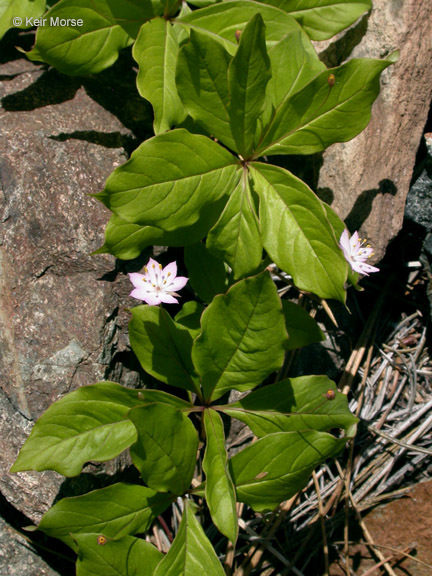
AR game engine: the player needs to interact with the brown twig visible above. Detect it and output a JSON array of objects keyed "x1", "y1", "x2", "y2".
[{"x1": 312, "y1": 471, "x2": 329, "y2": 576}]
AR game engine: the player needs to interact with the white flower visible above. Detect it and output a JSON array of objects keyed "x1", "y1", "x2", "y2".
[
  {"x1": 339, "y1": 229, "x2": 379, "y2": 276},
  {"x1": 128, "y1": 258, "x2": 188, "y2": 305}
]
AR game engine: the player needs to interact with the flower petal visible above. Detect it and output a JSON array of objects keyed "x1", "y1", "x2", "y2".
[
  {"x1": 162, "y1": 261, "x2": 178, "y2": 280},
  {"x1": 130, "y1": 288, "x2": 162, "y2": 306},
  {"x1": 145, "y1": 257, "x2": 162, "y2": 285},
  {"x1": 158, "y1": 292, "x2": 179, "y2": 304},
  {"x1": 353, "y1": 262, "x2": 380, "y2": 275},
  {"x1": 128, "y1": 273, "x2": 147, "y2": 289},
  {"x1": 167, "y1": 276, "x2": 189, "y2": 292}
]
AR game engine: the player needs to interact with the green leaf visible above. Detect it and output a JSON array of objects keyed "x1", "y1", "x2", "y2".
[
  {"x1": 96, "y1": 129, "x2": 240, "y2": 238},
  {"x1": 133, "y1": 18, "x2": 186, "y2": 134},
  {"x1": 224, "y1": 375, "x2": 358, "y2": 438},
  {"x1": 137, "y1": 389, "x2": 193, "y2": 410},
  {"x1": 187, "y1": 0, "x2": 219, "y2": 6},
  {"x1": 154, "y1": 500, "x2": 225, "y2": 576},
  {"x1": 282, "y1": 301, "x2": 324, "y2": 350},
  {"x1": 37, "y1": 483, "x2": 172, "y2": 551},
  {"x1": 178, "y1": 1, "x2": 301, "y2": 56},
  {"x1": 228, "y1": 13, "x2": 271, "y2": 158},
  {"x1": 203, "y1": 409, "x2": 237, "y2": 543},
  {"x1": 27, "y1": 0, "x2": 160, "y2": 75},
  {"x1": 230, "y1": 430, "x2": 346, "y2": 511},
  {"x1": 251, "y1": 163, "x2": 348, "y2": 301},
  {"x1": 75, "y1": 533, "x2": 162, "y2": 576},
  {"x1": 175, "y1": 301, "x2": 205, "y2": 338},
  {"x1": 176, "y1": 29, "x2": 236, "y2": 151},
  {"x1": 96, "y1": 208, "x2": 224, "y2": 260},
  {"x1": 129, "y1": 305, "x2": 200, "y2": 395},
  {"x1": 192, "y1": 272, "x2": 288, "y2": 402},
  {"x1": 184, "y1": 243, "x2": 229, "y2": 303},
  {"x1": 129, "y1": 404, "x2": 199, "y2": 495},
  {"x1": 160, "y1": 0, "x2": 182, "y2": 17},
  {"x1": 94, "y1": 214, "x2": 166, "y2": 260},
  {"x1": 10, "y1": 383, "x2": 141, "y2": 476},
  {"x1": 207, "y1": 171, "x2": 262, "y2": 279},
  {"x1": 257, "y1": 26, "x2": 325, "y2": 142},
  {"x1": 265, "y1": 0, "x2": 372, "y2": 41},
  {"x1": 256, "y1": 58, "x2": 392, "y2": 157},
  {"x1": 0, "y1": 0, "x2": 46, "y2": 40}
]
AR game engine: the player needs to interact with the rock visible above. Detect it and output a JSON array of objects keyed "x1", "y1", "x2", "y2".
[
  {"x1": 405, "y1": 133, "x2": 432, "y2": 233},
  {"x1": 0, "y1": 30, "x2": 150, "y2": 536},
  {"x1": 315, "y1": 0, "x2": 432, "y2": 261},
  {"x1": 0, "y1": 516, "x2": 61, "y2": 576}
]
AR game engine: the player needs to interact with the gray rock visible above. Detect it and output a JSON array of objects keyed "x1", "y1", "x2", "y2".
[
  {"x1": 0, "y1": 36, "x2": 145, "y2": 548},
  {"x1": 315, "y1": 0, "x2": 432, "y2": 260},
  {"x1": 0, "y1": 516, "x2": 61, "y2": 576},
  {"x1": 405, "y1": 133, "x2": 432, "y2": 233}
]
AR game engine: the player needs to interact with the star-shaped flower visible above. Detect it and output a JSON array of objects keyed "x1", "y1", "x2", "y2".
[
  {"x1": 339, "y1": 229, "x2": 379, "y2": 276},
  {"x1": 128, "y1": 258, "x2": 188, "y2": 305}
]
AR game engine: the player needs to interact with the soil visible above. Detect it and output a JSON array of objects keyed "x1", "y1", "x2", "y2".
[{"x1": 330, "y1": 479, "x2": 432, "y2": 575}]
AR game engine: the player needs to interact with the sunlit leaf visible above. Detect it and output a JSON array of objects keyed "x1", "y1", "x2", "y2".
[
  {"x1": 224, "y1": 375, "x2": 358, "y2": 437},
  {"x1": 264, "y1": 0, "x2": 372, "y2": 41},
  {"x1": 27, "y1": 0, "x2": 160, "y2": 74},
  {"x1": 10, "y1": 383, "x2": 141, "y2": 476},
  {"x1": 154, "y1": 500, "x2": 225, "y2": 576},
  {"x1": 37, "y1": 483, "x2": 172, "y2": 551},
  {"x1": 192, "y1": 272, "x2": 288, "y2": 401},
  {"x1": 203, "y1": 409, "x2": 237, "y2": 542},
  {"x1": 255, "y1": 58, "x2": 392, "y2": 157},
  {"x1": 0, "y1": 0, "x2": 46, "y2": 40},
  {"x1": 230, "y1": 429, "x2": 346, "y2": 511},
  {"x1": 251, "y1": 163, "x2": 348, "y2": 301},
  {"x1": 207, "y1": 173, "x2": 262, "y2": 279},
  {"x1": 133, "y1": 18, "x2": 186, "y2": 134},
  {"x1": 75, "y1": 533, "x2": 162, "y2": 576},
  {"x1": 96, "y1": 129, "x2": 240, "y2": 238}
]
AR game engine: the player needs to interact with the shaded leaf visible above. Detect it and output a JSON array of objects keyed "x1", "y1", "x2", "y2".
[
  {"x1": 10, "y1": 383, "x2": 141, "y2": 476},
  {"x1": 185, "y1": 243, "x2": 229, "y2": 303},
  {"x1": 203, "y1": 409, "x2": 237, "y2": 542},
  {"x1": 192, "y1": 272, "x2": 288, "y2": 401},
  {"x1": 129, "y1": 305, "x2": 200, "y2": 395},
  {"x1": 154, "y1": 500, "x2": 225, "y2": 576},
  {"x1": 37, "y1": 483, "x2": 172, "y2": 551},
  {"x1": 282, "y1": 301, "x2": 324, "y2": 350},
  {"x1": 129, "y1": 404, "x2": 199, "y2": 494},
  {"x1": 175, "y1": 301, "x2": 205, "y2": 338}
]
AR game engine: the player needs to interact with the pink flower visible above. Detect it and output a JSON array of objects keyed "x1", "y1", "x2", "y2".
[
  {"x1": 339, "y1": 229, "x2": 379, "y2": 276},
  {"x1": 128, "y1": 258, "x2": 188, "y2": 305}
]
